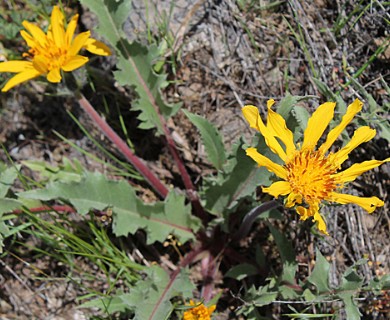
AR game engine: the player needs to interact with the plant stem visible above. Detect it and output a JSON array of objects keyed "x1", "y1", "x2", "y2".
[
  {"x1": 148, "y1": 245, "x2": 204, "y2": 320},
  {"x1": 13, "y1": 205, "x2": 75, "y2": 215},
  {"x1": 76, "y1": 93, "x2": 169, "y2": 198},
  {"x1": 161, "y1": 121, "x2": 208, "y2": 222}
]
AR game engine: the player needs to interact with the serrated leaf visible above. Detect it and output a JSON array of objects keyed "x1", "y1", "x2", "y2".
[
  {"x1": 182, "y1": 110, "x2": 226, "y2": 170},
  {"x1": 202, "y1": 137, "x2": 272, "y2": 216},
  {"x1": 19, "y1": 173, "x2": 199, "y2": 244},
  {"x1": 277, "y1": 94, "x2": 304, "y2": 120},
  {"x1": 307, "y1": 249, "x2": 330, "y2": 293},
  {"x1": 303, "y1": 288, "x2": 316, "y2": 302},
  {"x1": 122, "y1": 266, "x2": 194, "y2": 320},
  {"x1": 79, "y1": 0, "x2": 181, "y2": 133},
  {"x1": 292, "y1": 105, "x2": 310, "y2": 131},
  {"x1": 339, "y1": 260, "x2": 365, "y2": 291},
  {"x1": 336, "y1": 260, "x2": 365, "y2": 320},
  {"x1": 338, "y1": 292, "x2": 362, "y2": 320}
]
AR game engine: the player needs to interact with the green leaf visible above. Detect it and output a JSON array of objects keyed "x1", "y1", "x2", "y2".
[
  {"x1": 306, "y1": 249, "x2": 330, "y2": 293},
  {"x1": 339, "y1": 260, "x2": 365, "y2": 291},
  {"x1": 0, "y1": 198, "x2": 22, "y2": 212},
  {"x1": 268, "y1": 224, "x2": 297, "y2": 284},
  {"x1": 312, "y1": 78, "x2": 347, "y2": 113},
  {"x1": 19, "y1": 173, "x2": 199, "y2": 244},
  {"x1": 202, "y1": 137, "x2": 272, "y2": 216},
  {"x1": 336, "y1": 260, "x2": 366, "y2": 320},
  {"x1": 80, "y1": 291, "x2": 130, "y2": 314},
  {"x1": 277, "y1": 94, "x2": 304, "y2": 120},
  {"x1": 82, "y1": 268, "x2": 191, "y2": 318},
  {"x1": 182, "y1": 110, "x2": 226, "y2": 170},
  {"x1": 0, "y1": 164, "x2": 23, "y2": 253},
  {"x1": 245, "y1": 284, "x2": 278, "y2": 308},
  {"x1": 22, "y1": 159, "x2": 83, "y2": 183},
  {"x1": 369, "y1": 274, "x2": 390, "y2": 294},
  {"x1": 292, "y1": 105, "x2": 310, "y2": 131},
  {"x1": 0, "y1": 165, "x2": 19, "y2": 197},
  {"x1": 225, "y1": 263, "x2": 259, "y2": 280},
  {"x1": 275, "y1": 94, "x2": 313, "y2": 140},
  {"x1": 121, "y1": 266, "x2": 194, "y2": 320},
  {"x1": 79, "y1": 0, "x2": 181, "y2": 133},
  {"x1": 338, "y1": 292, "x2": 362, "y2": 320},
  {"x1": 377, "y1": 121, "x2": 390, "y2": 143}
]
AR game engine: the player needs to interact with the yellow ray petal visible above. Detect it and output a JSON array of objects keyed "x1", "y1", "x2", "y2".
[
  {"x1": 331, "y1": 192, "x2": 384, "y2": 213},
  {"x1": 0, "y1": 61, "x2": 33, "y2": 73},
  {"x1": 286, "y1": 192, "x2": 303, "y2": 208},
  {"x1": 65, "y1": 14, "x2": 79, "y2": 46},
  {"x1": 296, "y1": 206, "x2": 310, "y2": 220},
  {"x1": 32, "y1": 56, "x2": 49, "y2": 74},
  {"x1": 262, "y1": 181, "x2": 292, "y2": 198},
  {"x1": 266, "y1": 100, "x2": 296, "y2": 157},
  {"x1": 22, "y1": 21, "x2": 47, "y2": 47},
  {"x1": 242, "y1": 105, "x2": 263, "y2": 131},
  {"x1": 1, "y1": 68, "x2": 41, "y2": 92},
  {"x1": 68, "y1": 31, "x2": 91, "y2": 57},
  {"x1": 51, "y1": 6, "x2": 65, "y2": 48},
  {"x1": 332, "y1": 126, "x2": 377, "y2": 166},
  {"x1": 62, "y1": 55, "x2": 89, "y2": 71},
  {"x1": 333, "y1": 158, "x2": 390, "y2": 183},
  {"x1": 47, "y1": 68, "x2": 62, "y2": 83},
  {"x1": 313, "y1": 211, "x2": 329, "y2": 235},
  {"x1": 84, "y1": 38, "x2": 112, "y2": 56},
  {"x1": 20, "y1": 30, "x2": 38, "y2": 48},
  {"x1": 208, "y1": 305, "x2": 216, "y2": 314},
  {"x1": 242, "y1": 105, "x2": 287, "y2": 161},
  {"x1": 246, "y1": 147, "x2": 287, "y2": 179},
  {"x1": 319, "y1": 99, "x2": 363, "y2": 154},
  {"x1": 302, "y1": 102, "x2": 336, "y2": 150}
]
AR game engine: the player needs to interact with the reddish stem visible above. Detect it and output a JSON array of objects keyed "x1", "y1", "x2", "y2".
[
  {"x1": 200, "y1": 252, "x2": 218, "y2": 302},
  {"x1": 13, "y1": 205, "x2": 76, "y2": 215},
  {"x1": 161, "y1": 121, "x2": 208, "y2": 222},
  {"x1": 148, "y1": 246, "x2": 204, "y2": 320},
  {"x1": 77, "y1": 94, "x2": 169, "y2": 198}
]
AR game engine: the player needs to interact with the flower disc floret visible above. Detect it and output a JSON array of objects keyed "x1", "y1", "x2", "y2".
[
  {"x1": 242, "y1": 98, "x2": 389, "y2": 235},
  {"x1": 0, "y1": 6, "x2": 111, "y2": 92},
  {"x1": 284, "y1": 149, "x2": 339, "y2": 206},
  {"x1": 183, "y1": 300, "x2": 216, "y2": 320}
]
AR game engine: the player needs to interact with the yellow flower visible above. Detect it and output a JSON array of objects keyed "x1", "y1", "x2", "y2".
[
  {"x1": 242, "y1": 98, "x2": 389, "y2": 235},
  {"x1": 183, "y1": 300, "x2": 216, "y2": 320},
  {"x1": 0, "y1": 6, "x2": 111, "y2": 92}
]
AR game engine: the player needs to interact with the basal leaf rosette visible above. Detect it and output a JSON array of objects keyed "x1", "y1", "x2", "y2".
[
  {"x1": 0, "y1": 6, "x2": 111, "y2": 92},
  {"x1": 242, "y1": 98, "x2": 389, "y2": 235}
]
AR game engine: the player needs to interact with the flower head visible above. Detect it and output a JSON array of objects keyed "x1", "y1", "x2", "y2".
[
  {"x1": 0, "y1": 6, "x2": 111, "y2": 92},
  {"x1": 243, "y1": 98, "x2": 389, "y2": 235},
  {"x1": 183, "y1": 300, "x2": 216, "y2": 320}
]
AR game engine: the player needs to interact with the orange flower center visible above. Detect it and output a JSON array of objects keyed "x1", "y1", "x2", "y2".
[
  {"x1": 183, "y1": 304, "x2": 213, "y2": 320},
  {"x1": 25, "y1": 38, "x2": 69, "y2": 71},
  {"x1": 285, "y1": 149, "x2": 339, "y2": 203}
]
